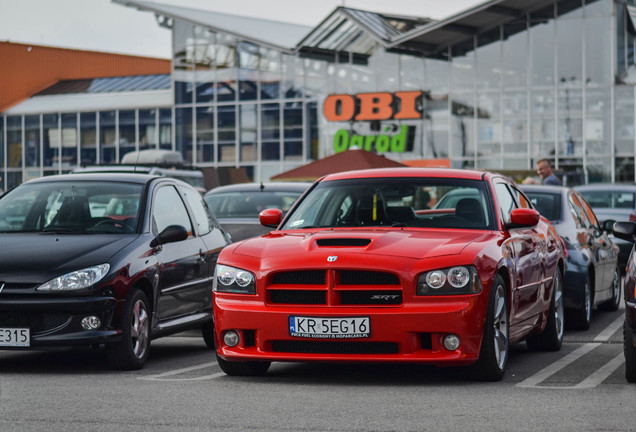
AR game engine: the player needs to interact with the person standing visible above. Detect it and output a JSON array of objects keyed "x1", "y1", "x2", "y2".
[{"x1": 535, "y1": 158, "x2": 562, "y2": 185}]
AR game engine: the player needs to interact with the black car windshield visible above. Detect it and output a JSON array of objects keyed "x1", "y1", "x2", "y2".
[
  {"x1": 205, "y1": 191, "x2": 304, "y2": 218},
  {"x1": 281, "y1": 177, "x2": 493, "y2": 230},
  {"x1": 0, "y1": 181, "x2": 143, "y2": 233}
]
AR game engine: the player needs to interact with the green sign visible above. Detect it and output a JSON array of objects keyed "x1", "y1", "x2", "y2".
[{"x1": 333, "y1": 125, "x2": 415, "y2": 153}]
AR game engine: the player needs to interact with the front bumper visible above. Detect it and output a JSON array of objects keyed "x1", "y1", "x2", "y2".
[
  {"x1": 0, "y1": 296, "x2": 121, "y2": 347},
  {"x1": 214, "y1": 295, "x2": 487, "y2": 367}
]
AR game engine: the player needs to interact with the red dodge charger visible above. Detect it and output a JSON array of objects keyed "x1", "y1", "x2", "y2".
[{"x1": 212, "y1": 168, "x2": 565, "y2": 381}]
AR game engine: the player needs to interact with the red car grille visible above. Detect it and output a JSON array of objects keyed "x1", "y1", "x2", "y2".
[{"x1": 266, "y1": 270, "x2": 403, "y2": 306}]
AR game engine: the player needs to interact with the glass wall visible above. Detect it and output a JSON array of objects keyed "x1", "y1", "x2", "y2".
[
  {"x1": 172, "y1": 19, "x2": 320, "y2": 182},
  {"x1": 0, "y1": 108, "x2": 172, "y2": 187},
  {"x1": 163, "y1": 1, "x2": 621, "y2": 184},
  {"x1": 2, "y1": 0, "x2": 631, "y2": 186}
]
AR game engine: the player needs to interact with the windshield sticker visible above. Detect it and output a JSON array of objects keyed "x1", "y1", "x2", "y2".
[{"x1": 290, "y1": 220, "x2": 304, "y2": 227}]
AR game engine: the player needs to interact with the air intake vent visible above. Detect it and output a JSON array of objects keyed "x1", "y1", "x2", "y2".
[
  {"x1": 339, "y1": 271, "x2": 400, "y2": 285},
  {"x1": 272, "y1": 340, "x2": 399, "y2": 354},
  {"x1": 316, "y1": 238, "x2": 371, "y2": 247},
  {"x1": 269, "y1": 290, "x2": 326, "y2": 304},
  {"x1": 272, "y1": 271, "x2": 325, "y2": 285}
]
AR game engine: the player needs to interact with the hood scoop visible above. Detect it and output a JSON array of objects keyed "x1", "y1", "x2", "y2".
[{"x1": 316, "y1": 238, "x2": 371, "y2": 247}]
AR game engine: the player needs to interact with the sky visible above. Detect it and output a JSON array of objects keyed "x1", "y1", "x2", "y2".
[{"x1": 0, "y1": 0, "x2": 481, "y2": 58}]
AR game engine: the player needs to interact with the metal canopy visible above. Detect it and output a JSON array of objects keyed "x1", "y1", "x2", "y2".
[
  {"x1": 112, "y1": 0, "x2": 312, "y2": 52},
  {"x1": 113, "y1": 0, "x2": 581, "y2": 61},
  {"x1": 296, "y1": 7, "x2": 431, "y2": 59},
  {"x1": 389, "y1": 0, "x2": 557, "y2": 57}
]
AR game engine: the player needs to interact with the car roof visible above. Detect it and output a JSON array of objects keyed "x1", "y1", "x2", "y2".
[
  {"x1": 25, "y1": 172, "x2": 160, "y2": 185},
  {"x1": 575, "y1": 183, "x2": 636, "y2": 191},
  {"x1": 520, "y1": 184, "x2": 570, "y2": 195},
  {"x1": 205, "y1": 182, "x2": 312, "y2": 195},
  {"x1": 320, "y1": 167, "x2": 488, "y2": 182},
  {"x1": 73, "y1": 165, "x2": 202, "y2": 176}
]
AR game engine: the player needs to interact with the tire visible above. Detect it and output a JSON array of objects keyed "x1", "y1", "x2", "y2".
[
  {"x1": 106, "y1": 289, "x2": 151, "y2": 370},
  {"x1": 527, "y1": 267, "x2": 564, "y2": 352},
  {"x1": 625, "y1": 321, "x2": 636, "y2": 383},
  {"x1": 201, "y1": 319, "x2": 215, "y2": 349},
  {"x1": 468, "y1": 274, "x2": 509, "y2": 382},
  {"x1": 567, "y1": 273, "x2": 592, "y2": 331},
  {"x1": 215, "y1": 351, "x2": 270, "y2": 376},
  {"x1": 598, "y1": 265, "x2": 621, "y2": 312}
]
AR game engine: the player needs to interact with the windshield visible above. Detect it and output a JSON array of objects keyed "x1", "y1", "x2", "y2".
[
  {"x1": 0, "y1": 181, "x2": 143, "y2": 233},
  {"x1": 524, "y1": 191, "x2": 562, "y2": 222},
  {"x1": 578, "y1": 190, "x2": 634, "y2": 210},
  {"x1": 281, "y1": 177, "x2": 493, "y2": 230},
  {"x1": 205, "y1": 190, "x2": 304, "y2": 218}
]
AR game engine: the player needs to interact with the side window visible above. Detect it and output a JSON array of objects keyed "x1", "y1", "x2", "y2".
[
  {"x1": 511, "y1": 186, "x2": 532, "y2": 209},
  {"x1": 152, "y1": 185, "x2": 193, "y2": 235},
  {"x1": 494, "y1": 182, "x2": 517, "y2": 224},
  {"x1": 181, "y1": 186, "x2": 213, "y2": 235},
  {"x1": 570, "y1": 193, "x2": 591, "y2": 229},
  {"x1": 579, "y1": 195, "x2": 600, "y2": 228}
]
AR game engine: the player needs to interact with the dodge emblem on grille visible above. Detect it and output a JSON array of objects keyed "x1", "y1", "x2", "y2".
[{"x1": 327, "y1": 256, "x2": 338, "y2": 262}]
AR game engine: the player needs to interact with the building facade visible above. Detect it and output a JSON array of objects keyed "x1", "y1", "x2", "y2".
[{"x1": 3, "y1": 0, "x2": 636, "y2": 188}]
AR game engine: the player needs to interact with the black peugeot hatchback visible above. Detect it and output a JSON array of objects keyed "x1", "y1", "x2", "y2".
[{"x1": 0, "y1": 173, "x2": 229, "y2": 369}]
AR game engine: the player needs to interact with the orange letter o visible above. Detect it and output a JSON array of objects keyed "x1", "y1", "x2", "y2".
[{"x1": 323, "y1": 94, "x2": 355, "y2": 122}]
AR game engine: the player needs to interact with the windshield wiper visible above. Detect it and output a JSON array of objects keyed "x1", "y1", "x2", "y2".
[{"x1": 42, "y1": 227, "x2": 86, "y2": 234}]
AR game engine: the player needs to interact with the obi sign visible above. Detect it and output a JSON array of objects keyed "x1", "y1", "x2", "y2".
[{"x1": 323, "y1": 91, "x2": 422, "y2": 153}]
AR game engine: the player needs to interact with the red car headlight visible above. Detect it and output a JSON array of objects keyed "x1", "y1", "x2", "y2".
[
  {"x1": 214, "y1": 265, "x2": 256, "y2": 294},
  {"x1": 417, "y1": 266, "x2": 482, "y2": 295}
]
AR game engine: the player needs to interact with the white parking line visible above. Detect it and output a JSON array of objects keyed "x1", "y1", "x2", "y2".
[
  {"x1": 517, "y1": 316, "x2": 625, "y2": 389},
  {"x1": 593, "y1": 315, "x2": 624, "y2": 342},
  {"x1": 573, "y1": 353, "x2": 625, "y2": 389},
  {"x1": 516, "y1": 343, "x2": 600, "y2": 388},
  {"x1": 138, "y1": 361, "x2": 226, "y2": 381}
]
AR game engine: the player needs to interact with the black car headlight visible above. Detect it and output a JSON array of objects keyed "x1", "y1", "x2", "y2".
[
  {"x1": 36, "y1": 264, "x2": 110, "y2": 292},
  {"x1": 417, "y1": 266, "x2": 482, "y2": 295},
  {"x1": 214, "y1": 264, "x2": 256, "y2": 294}
]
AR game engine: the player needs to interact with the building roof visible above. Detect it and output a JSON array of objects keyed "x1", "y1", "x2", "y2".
[
  {"x1": 5, "y1": 74, "x2": 172, "y2": 114},
  {"x1": 4, "y1": 90, "x2": 171, "y2": 115},
  {"x1": 112, "y1": 0, "x2": 312, "y2": 52},
  {"x1": 271, "y1": 149, "x2": 407, "y2": 182},
  {"x1": 36, "y1": 74, "x2": 171, "y2": 95},
  {"x1": 0, "y1": 41, "x2": 170, "y2": 112}
]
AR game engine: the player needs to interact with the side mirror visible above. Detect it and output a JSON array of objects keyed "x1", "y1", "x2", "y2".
[
  {"x1": 601, "y1": 219, "x2": 616, "y2": 233},
  {"x1": 260, "y1": 208, "x2": 283, "y2": 228},
  {"x1": 150, "y1": 224, "x2": 189, "y2": 247},
  {"x1": 613, "y1": 221, "x2": 636, "y2": 243},
  {"x1": 507, "y1": 208, "x2": 540, "y2": 229}
]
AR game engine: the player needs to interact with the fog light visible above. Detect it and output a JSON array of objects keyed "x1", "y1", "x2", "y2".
[
  {"x1": 443, "y1": 334, "x2": 461, "y2": 351},
  {"x1": 223, "y1": 330, "x2": 240, "y2": 347},
  {"x1": 81, "y1": 316, "x2": 101, "y2": 330}
]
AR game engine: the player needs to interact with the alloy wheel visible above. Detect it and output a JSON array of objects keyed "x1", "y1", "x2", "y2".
[
  {"x1": 553, "y1": 274, "x2": 564, "y2": 342},
  {"x1": 493, "y1": 283, "x2": 509, "y2": 370},
  {"x1": 131, "y1": 299, "x2": 149, "y2": 359}
]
